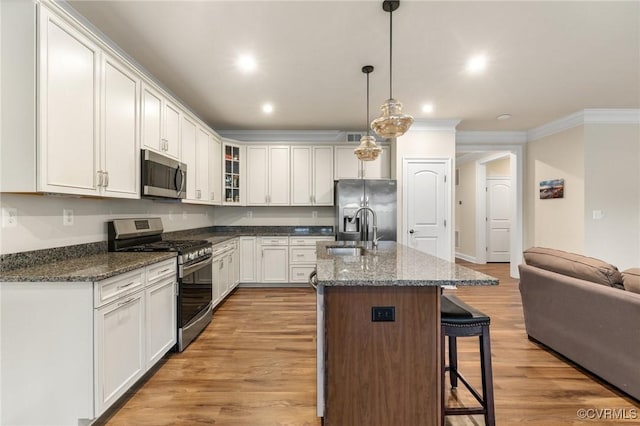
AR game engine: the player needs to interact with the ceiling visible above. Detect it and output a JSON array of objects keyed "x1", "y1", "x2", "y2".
[{"x1": 68, "y1": 0, "x2": 640, "y2": 133}]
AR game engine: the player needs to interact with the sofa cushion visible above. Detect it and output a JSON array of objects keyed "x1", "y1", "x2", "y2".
[
  {"x1": 622, "y1": 268, "x2": 640, "y2": 294},
  {"x1": 523, "y1": 247, "x2": 623, "y2": 287}
]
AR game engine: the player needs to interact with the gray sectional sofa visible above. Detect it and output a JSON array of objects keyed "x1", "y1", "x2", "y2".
[{"x1": 519, "y1": 247, "x2": 640, "y2": 401}]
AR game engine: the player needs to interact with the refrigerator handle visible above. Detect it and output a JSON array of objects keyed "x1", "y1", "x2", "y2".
[{"x1": 360, "y1": 196, "x2": 364, "y2": 207}]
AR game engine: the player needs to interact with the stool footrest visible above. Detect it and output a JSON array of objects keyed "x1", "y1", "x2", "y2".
[{"x1": 444, "y1": 407, "x2": 487, "y2": 416}]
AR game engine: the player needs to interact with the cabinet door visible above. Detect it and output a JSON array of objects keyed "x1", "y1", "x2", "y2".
[
  {"x1": 181, "y1": 115, "x2": 197, "y2": 201},
  {"x1": 246, "y1": 146, "x2": 268, "y2": 205},
  {"x1": 94, "y1": 290, "x2": 145, "y2": 416},
  {"x1": 231, "y1": 246, "x2": 240, "y2": 288},
  {"x1": 196, "y1": 127, "x2": 210, "y2": 201},
  {"x1": 145, "y1": 277, "x2": 176, "y2": 368},
  {"x1": 220, "y1": 254, "x2": 230, "y2": 297},
  {"x1": 261, "y1": 246, "x2": 289, "y2": 283},
  {"x1": 239, "y1": 237, "x2": 257, "y2": 283},
  {"x1": 211, "y1": 257, "x2": 222, "y2": 307},
  {"x1": 268, "y1": 146, "x2": 290, "y2": 205},
  {"x1": 141, "y1": 84, "x2": 163, "y2": 153},
  {"x1": 364, "y1": 146, "x2": 391, "y2": 179},
  {"x1": 209, "y1": 135, "x2": 222, "y2": 204},
  {"x1": 39, "y1": 9, "x2": 100, "y2": 195},
  {"x1": 164, "y1": 101, "x2": 181, "y2": 159},
  {"x1": 334, "y1": 146, "x2": 361, "y2": 180},
  {"x1": 313, "y1": 146, "x2": 334, "y2": 205},
  {"x1": 291, "y1": 146, "x2": 312, "y2": 205},
  {"x1": 102, "y1": 55, "x2": 139, "y2": 198}
]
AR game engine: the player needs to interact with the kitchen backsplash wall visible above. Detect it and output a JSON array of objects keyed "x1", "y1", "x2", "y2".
[
  {"x1": 212, "y1": 206, "x2": 334, "y2": 227},
  {"x1": 0, "y1": 194, "x2": 215, "y2": 255},
  {"x1": 0, "y1": 195, "x2": 336, "y2": 255}
]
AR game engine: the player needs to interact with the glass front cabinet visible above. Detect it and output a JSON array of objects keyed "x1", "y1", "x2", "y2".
[{"x1": 224, "y1": 143, "x2": 241, "y2": 204}]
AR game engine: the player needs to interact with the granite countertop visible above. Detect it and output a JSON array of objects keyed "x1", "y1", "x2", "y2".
[
  {"x1": 315, "y1": 241, "x2": 498, "y2": 287},
  {"x1": 0, "y1": 252, "x2": 176, "y2": 283}
]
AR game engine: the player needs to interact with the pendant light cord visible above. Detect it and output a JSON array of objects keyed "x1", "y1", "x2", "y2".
[
  {"x1": 389, "y1": 8, "x2": 393, "y2": 99},
  {"x1": 366, "y1": 71, "x2": 370, "y2": 136}
]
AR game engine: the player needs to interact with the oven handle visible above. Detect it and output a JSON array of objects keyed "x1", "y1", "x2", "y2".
[{"x1": 180, "y1": 255, "x2": 212, "y2": 278}]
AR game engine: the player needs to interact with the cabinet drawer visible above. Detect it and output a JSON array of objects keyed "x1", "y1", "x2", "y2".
[
  {"x1": 146, "y1": 258, "x2": 176, "y2": 283},
  {"x1": 289, "y1": 265, "x2": 316, "y2": 283},
  {"x1": 260, "y1": 236, "x2": 288, "y2": 246},
  {"x1": 94, "y1": 268, "x2": 145, "y2": 308},
  {"x1": 289, "y1": 236, "x2": 334, "y2": 246},
  {"x1": 290, "y1": 247, "x2": 317, "y2": 263}
]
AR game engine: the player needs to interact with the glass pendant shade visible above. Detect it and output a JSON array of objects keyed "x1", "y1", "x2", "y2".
[
  {"x1": 354, "y1": 135, "x2": 382, "y2": 161},
  {"x1": 371, "y1": 98, "x2": 413, "y2": 139}
]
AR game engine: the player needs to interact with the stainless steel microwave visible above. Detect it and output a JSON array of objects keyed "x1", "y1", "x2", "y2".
[{"x1": 141, "y1": 149, "x2": 187, "y2": 199}]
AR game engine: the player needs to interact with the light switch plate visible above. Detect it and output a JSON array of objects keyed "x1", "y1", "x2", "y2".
[{"x1": 63, "y1": 209, "x2": 74, "y2": 226}]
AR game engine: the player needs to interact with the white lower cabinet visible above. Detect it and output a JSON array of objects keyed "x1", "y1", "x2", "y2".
[
  {"x1": 258, "y1": 237, "x2": 289, "y2": 283},
  {"x1": 289, "y1": 236, "x2": 334, "y2": 283},
  {"x1": 94, "y1": 289, "x2": 145, "y2": 416},
  {"x1": 0, "y1": 258, "x2": 177, "y2": 425},
  {"x1": 239, "y1": 236, "x2": 257, "y2": 282},
  {"x1": 212, "y1": 239, "x2": 240, "y2": 308}
]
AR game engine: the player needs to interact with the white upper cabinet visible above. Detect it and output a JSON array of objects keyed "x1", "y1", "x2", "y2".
[
  {"x1": 195, "y1": 127, "x2": 210, "y2": 202},
  {"x1": 141, "y1": 84, "x2": 181, "y2": 160},
  {"x1": 181, "y1": 114, "x2": 198, "y2": 201},
  {"x1": 333, "y1": 145, "x2": 390, "y2": 179},
  {"x1": 246, "y1": 145, "x2": 290, "y2": 206},
  {"x1": 209, "y1": 134, "x2": 222, "y2": 204},
  {"x1": 291, "y1": 146, "x2": 333, "y2": 206},
  {"x1": 38, "y1": 8, "x2": 101, "y2": 196},
  {"x1": 101, "y1": 55, "x2": 140, "y2": 198}
]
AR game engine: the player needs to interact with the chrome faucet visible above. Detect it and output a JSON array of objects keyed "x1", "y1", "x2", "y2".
[{"x1": 349, "y1": 207, "x2": 379, "y2": 247}]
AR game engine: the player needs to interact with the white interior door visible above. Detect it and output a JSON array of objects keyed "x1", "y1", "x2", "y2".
[
  {"x1": 486, "y1": 177, "x2": 511, "y2": 262},
  {"x1": 404, "y1": 160, "x2": 450, "y2": 260}
]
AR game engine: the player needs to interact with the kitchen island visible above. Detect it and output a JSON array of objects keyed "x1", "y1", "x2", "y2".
[{"x1": 314, "y1": 241, "x2": 498, "y2": 425}]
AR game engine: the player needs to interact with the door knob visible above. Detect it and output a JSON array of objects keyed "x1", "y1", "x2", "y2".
[{"x1": 409, "y1": 229, "x2": 415, "y2": 234}]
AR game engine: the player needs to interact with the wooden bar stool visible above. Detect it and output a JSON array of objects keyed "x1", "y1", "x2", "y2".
[{"x1": 440, "y1": 294, "x2": 495, "y2": 426}]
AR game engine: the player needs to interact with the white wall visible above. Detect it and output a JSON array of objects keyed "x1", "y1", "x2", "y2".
[
  {"x1": 583, "y1": 123, "x2": 640, "y2": 270},
  {"x1": 0, "y1": 194, "x2": 215, "y2": 254},
  {"x1": 525, "y1": 126, "x2": 585, "y2": 253},
  {"x1": 455, "y1": 161, "x2": 476, "y2": 258},
  {"x1": 395, "y1": 126, "x2": 456, "y2": 258}
]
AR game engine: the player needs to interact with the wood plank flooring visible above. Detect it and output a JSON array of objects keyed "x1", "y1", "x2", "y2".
[{"x1": 100, "y1": 262, "x2": 639, "y2": 425}]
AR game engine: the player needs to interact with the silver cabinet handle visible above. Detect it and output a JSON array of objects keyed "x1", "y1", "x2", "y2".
[
  {"x1": 104, "y1": 171, "x2": 109, "y2": 188},
  {"x1": 117, "y1": 281, "x2": 136, "y2": 289},
  {"x1": 97, "y1": 171, "x2": 104, "y2": 187},
  {"x1": 117, "y1": 297, "x2": 136, "y2": 307}
]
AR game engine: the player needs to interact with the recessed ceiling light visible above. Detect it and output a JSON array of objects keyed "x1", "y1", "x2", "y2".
[
  {"x1": 496, "y1": 114, "x2": 512, "y2": 121},
  {"x1": 237, "y1": 54, "x2": 257, "y2": 73},
  {"x1": 466, "y1": 54, "x2": 487, "y2": 73},
  {"x1": 262, "y1": 103, "x2": 274, "y2": 114},
  {"x1": 422, "y1": 103, "x2": 434, "y2": 114}
]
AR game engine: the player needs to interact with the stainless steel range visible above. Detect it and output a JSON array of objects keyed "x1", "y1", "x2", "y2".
[{"x1": 108, "y1": 218, "x2": 213, "y2": 351}]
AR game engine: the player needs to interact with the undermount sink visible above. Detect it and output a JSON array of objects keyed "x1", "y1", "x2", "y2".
[{"x1": 326, "y1": 246, "x2": 364, "y2": 256}]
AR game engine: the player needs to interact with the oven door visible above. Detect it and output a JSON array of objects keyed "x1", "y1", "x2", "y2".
[{"x1": 179, "y1": 256, "x2": 213, "y2": 328}]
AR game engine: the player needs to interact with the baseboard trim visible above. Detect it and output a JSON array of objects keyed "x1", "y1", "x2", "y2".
[
  {"x1": 238, "y1": 282, "x2": 310, "y2": 288},
  {"x1": 455, "y1": 252, "x2": 478, "y2": 263}
]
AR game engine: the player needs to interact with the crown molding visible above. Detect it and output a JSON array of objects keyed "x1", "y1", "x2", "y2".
[
  {"x1": 456, "y1": 131, "x2": 527, "y2": 145},
  {"x1": 410, "y1": 119, "x2": 462, "y2": 132},
  {"x1": 216, "y1": 130, "x2": 347, "y2": 142},
  {"x1": 583, "y1": 108, "x2": 640, "y2": 124},
  {"x1": 527, "y1": 109, "x2": 640, "y2": 141}
]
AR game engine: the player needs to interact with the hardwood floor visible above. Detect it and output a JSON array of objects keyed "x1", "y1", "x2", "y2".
[{"x1": 100, "y1": 262, "x2": 639, "y2": 425}]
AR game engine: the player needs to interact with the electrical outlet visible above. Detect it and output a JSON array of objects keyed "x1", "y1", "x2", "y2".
[
  {"x1": 63, "y1": 209, "x2": 74, "y2": 226},
  {"x1": 371, "y1": 306, "x2": 395, "y2": 322},
  {"x1": 246, "y1": 210, "x2": 253, "y2": 218},
  {"x1": 182, "y1": 211, "x2": 188, "y2": 220},
  {"x1": 312, "y1": 210, "x2": 318, "y2": 218},
  {"x1": 169, "y1": 211, "x2": 174, "y2": 221},
  {"x1": 2, "y1": 208, "x2": 17, "y2": 228}
]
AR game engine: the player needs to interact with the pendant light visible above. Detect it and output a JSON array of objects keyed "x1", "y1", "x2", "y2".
[
  {"x1": 354, "y1": 65, "x2": 382, "y2": 162},
  {"x1": 371, "y1": 0, "x2": 413, "y2": 139}
]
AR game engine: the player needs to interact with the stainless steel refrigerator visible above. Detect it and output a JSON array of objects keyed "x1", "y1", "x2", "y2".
[{"x1": 334, "y1": 179, "x2": 397, "y2": 242}]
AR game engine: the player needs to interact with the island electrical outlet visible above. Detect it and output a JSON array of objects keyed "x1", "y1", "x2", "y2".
[{"x1": 372, "y1": 306, "x2": 395, "y2": 322}]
